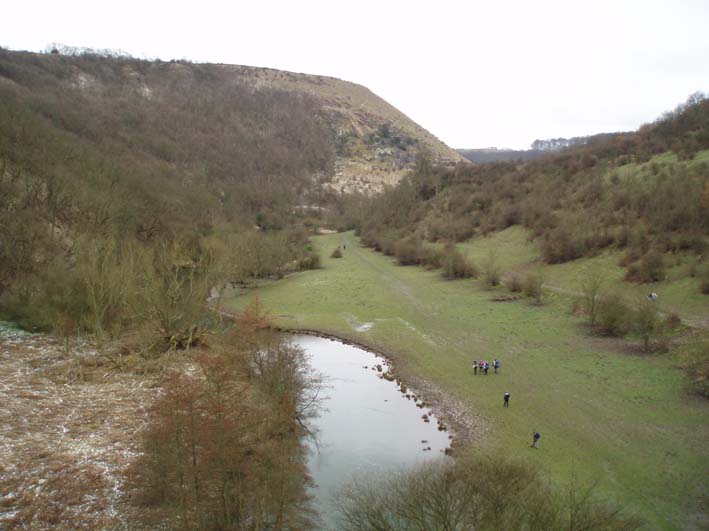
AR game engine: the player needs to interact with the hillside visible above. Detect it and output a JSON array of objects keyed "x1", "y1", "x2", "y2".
[
  {"x1": 0, "y1": 48, "x2": 463, "y2": 200},
  {"x1": 355, "y1": 93, "x2": 709, "y2": 264},
  {"x1": 457, "y1": 147, "x2": 547, "y2": 163},
  {"x1": 457, "y1": 133, "x2": 627, "y2": 163},
  {"x1": 0, "y1": 47, "x2": 464, "y2": 329},
  {"x1": 214, "y1": 63, "x2": 466, "y2": 192}
]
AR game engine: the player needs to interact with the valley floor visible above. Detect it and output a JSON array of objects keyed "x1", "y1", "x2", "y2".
[{"x1": 224, "y1": 232, "x2": 709, "y2": 531}]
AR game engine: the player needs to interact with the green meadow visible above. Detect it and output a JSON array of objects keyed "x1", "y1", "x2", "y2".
[{"x1": 224, "y1": 231, "x2": 709, "y2": 531}]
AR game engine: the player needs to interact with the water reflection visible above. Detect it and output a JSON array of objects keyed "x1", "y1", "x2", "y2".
[{"x1": 290, "y1": 335, "x2": 450, "y2": 530}]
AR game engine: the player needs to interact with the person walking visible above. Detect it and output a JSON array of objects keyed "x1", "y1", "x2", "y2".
[
  {"x1": 484, "y1": 361, "x2": 489, "y2": 375},
  {"x1": 494, "y1": 359, "x2": 500, "y2": 374},
  {"x1": 503, "y1": 391, "x2": 510, "y2": 407},
  {"x1": 531, "y1": 431, "x2": 541, "y2": 448},
  {"x1": 473, "y1": 360, "x2": 478, "y2": 375}
]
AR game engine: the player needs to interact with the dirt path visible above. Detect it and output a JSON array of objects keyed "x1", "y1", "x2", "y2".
[
  {"x1": 346, "y1": 237, "x2": 429, "y2": 312},
  {"x1": 0, "y1": 331, "x2": 157, "y2": 531}
]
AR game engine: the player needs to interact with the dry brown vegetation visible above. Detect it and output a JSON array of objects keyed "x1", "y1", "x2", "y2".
[
  {"x1": 0, "y1": 298, "x2": 321, "y2": 530},
  {"x1": 0, "y1": 330, "x2": 158, "y2": 530},
  {"x1": 337, "y1": 457, "x2": 643, "y2": 531}
]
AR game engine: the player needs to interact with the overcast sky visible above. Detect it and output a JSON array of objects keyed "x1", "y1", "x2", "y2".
[{"x1": 3, "y1": 0, "x2": 708, "y2": 149}]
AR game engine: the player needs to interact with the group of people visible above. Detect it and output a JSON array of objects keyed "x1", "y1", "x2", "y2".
[
  {"x1": 472, "y1": 358, "x2": 500, "y2": 375},
  {"x1": 471, "y1": 357, "x2": 541, "y2": 448}
]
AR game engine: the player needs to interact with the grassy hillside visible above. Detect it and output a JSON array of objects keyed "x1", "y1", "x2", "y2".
[
  {"x1": 351, "y1": 96, "x2": 709, "y2": 316},
  {"x1": 457, "y1": 226, "x2": 709, "y2": 323},
  {"x1": 224, "y1": 232, "x2": 709, "y2": 531}
]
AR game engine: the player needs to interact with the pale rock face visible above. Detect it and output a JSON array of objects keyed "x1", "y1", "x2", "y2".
[{"x1": 215, "y1": 64, "x2": 467, "y2": 194}]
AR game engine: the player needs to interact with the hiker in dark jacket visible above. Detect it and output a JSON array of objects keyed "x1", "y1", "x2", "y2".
[
  {"x1": 532, "y1": 431, "x2": 541, "y2": 448},
  {"x1": 504, "y1": 391, "x2": 510, "y2": 407}
]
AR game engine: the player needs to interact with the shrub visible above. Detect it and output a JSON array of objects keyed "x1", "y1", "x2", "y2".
[
  {"x1": 664, "y1": 312, "x2": 682, "y2": 330},
  {"x1": 299, "y1": 251, "x2": 321, "y2": 269},
  {"x1": 420, "y1": 247, "x2": 443, "y2": 269},
  {"x1": 580, "y1": 269, "x2": 604, "y2": 326},
  {"x1": 523, "y1": 272, "x2": 544, "y2": 303},
  {"x1": 700, "y1": 265, "x2": 709, "y2": 295},
  {"x1": 394, "y1": 236, "x2": 423, "y2": 266},
  {"x1": 684, "y1": 344, "x2": 709, "y2": 398},
  {"x1": 439, "y1": 243, "x2": 478, "y2": 279},
  {"x1": 507, "y1": 275, "x2": 524, "y2": 293},
  {"x1": 378, "y1": 236, "x2": 397, "y2": 256},
  {"x1": 597, "y1": 292, "x2": 631, "y2": 336},
  {"x1": 634, "y1": 300, "x2": 659, "y2": 351},
  {"x1": 625, "y1": 251, "x2": 666, "y2": 283},
  {"x1": 482, "y1": 250, "x2": 501, "y2": 287},
  {"x1": 336, "y1": 457, "x2": 643, "y2": 531},
  {"x1": 618, "y1": 249, "x2": 641, "y2": 268},
  {"x1": 330, "y1": 247, "x2": 343, "y2": 259},
  {"x1": 541, "y1": 228, "x2": 584, "y2": 264}
]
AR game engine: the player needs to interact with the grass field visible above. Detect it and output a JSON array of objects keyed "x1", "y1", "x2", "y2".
[
  {"x1": 224, "y1": 232, "x2": 709, "y2": 530},
  {"x1": 457, "y1": 226, "x2": 708, "y2": 324}
]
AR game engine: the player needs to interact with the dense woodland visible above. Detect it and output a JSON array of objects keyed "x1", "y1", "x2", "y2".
[{"x1": 0, "y1": 48, "x2": 338, "y2": 334}]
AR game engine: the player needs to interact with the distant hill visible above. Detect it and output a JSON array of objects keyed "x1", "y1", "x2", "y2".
[
  {"x1": 458, "y1": 133, "x2": 626, "y2": 164},
  {"x1": 457, "y1": 147, "x2": 547, "y2": 163}
]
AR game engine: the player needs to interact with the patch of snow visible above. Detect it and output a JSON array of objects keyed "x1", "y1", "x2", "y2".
[{"x1": 342, "y1": 313, "x2": 375, "y2": 332}]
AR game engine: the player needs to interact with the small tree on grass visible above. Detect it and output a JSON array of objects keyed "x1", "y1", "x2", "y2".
[
  {"x1": 699, "y1": 265, "x2": 709, "y2": 295},
  {"x1": 507, "y1": 274, "x2": 524, "y2": 293},
  {"x1": 524, "y1": 272, "x2": 545, "y2": 304},
  {"x1": 625, "y1": 251, "x2": 666, "y2": 283},
  {"x1": 394, "y1": 236, "x2": 423, "y2": 266},
  {"x1": 635, "y1": 300, "x2": 659, "y2": 352},
  {"x1": 483, "y1": 249, "x2": 501, "y2": 287},
  {"x1": 684, "y1": 343, "x2": 709, "y2": 398},
  {"x1": 597, "y1": 292, "x2": 631, "y2": 337},
  {"x1": 581, "y1": 268, "x2": 605, "y2": 326},
  {"x1": 440, "y1": 243, "x2": 478, "y2": 280}
]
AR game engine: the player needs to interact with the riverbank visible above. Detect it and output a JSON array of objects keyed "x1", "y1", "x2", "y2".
[
  {"x1": 214, "y1": 311, "x2": 486, "y2": 452},
  {"x1": 280, "y1": 327, "x2": 488, "y2": 453},
  {"x1": 222, "y1": 232, "x2": 709, "y2": 531}
]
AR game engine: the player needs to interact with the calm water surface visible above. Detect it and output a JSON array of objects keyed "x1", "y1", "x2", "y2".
[{"x1": 290, "y1": 335, "x2": 450, "y2": 530}]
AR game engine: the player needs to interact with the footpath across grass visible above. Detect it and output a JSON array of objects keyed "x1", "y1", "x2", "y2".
[{"x1": 224, "y1": 232, "x2": 709, "y2": 531}]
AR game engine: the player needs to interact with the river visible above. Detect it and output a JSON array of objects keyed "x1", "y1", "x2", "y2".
[{"x1": 290, "y1": 334, "x2": 450, "y2": 530}]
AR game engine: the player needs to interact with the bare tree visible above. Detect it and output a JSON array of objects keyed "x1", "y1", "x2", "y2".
[{"x1": 581, "y1": 268, "x2": 605, "y2": 326}]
